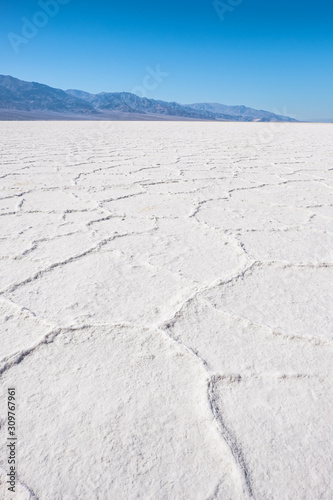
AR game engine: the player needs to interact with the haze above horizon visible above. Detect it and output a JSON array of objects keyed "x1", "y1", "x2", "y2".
[{"x1": 1, "y1": 0, "x2": 332, "y2": 121}]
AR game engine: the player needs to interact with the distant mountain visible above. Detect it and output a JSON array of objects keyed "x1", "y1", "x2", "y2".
[
  {"x1": 66, "y1": 89, "x2": 232, "y2": 120},
  {"x1": 0, "y1": 75, "x2": 96, "y2": 114},
  {"x1": 187, "y1": 102, "x2": 296, "y2": 122},
  {"x1": 0, "y1": 75, "x2": 297, "y2": 122}
]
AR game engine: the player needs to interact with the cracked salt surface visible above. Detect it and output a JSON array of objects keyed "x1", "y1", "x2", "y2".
[{"x1": 0, "y1": 122, "x2": 332, "y2": 499}]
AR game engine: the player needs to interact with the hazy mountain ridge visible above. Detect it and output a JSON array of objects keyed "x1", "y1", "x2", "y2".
[
  {"x1": 187, "y1": 102, "x2": 295, "y2": 122},
  {"x1": 0, "y1": 75, "x2": 297, "y2": 121},
  {"x1": 66, "y1": 89, "x2": 232, "y2": 119},
  {"x1": 0, "y1": 75, "x2": 96, "y2": 114}
]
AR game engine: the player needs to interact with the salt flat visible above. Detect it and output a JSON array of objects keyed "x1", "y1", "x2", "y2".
[{"x1": 0, "y1": 122, "x2": 332, "y2": 499}]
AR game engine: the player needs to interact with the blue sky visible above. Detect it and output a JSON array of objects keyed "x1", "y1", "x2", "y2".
[{"x1": 1, "y1": 0, "x2": 332, "y2": 120}]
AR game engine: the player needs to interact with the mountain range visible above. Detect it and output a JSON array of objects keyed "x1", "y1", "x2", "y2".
[{"x1": 0, "y1": 75, "x2": 297, "y2": 122}]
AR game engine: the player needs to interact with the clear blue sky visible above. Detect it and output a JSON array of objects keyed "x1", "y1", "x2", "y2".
[{"x1": 1, "y1": 0, "x2": 332, "y2": 120}]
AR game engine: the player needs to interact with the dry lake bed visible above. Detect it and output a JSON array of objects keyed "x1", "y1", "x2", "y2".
[{"x1": 0, "y1": 122, "x2": 332, "y2": 499}]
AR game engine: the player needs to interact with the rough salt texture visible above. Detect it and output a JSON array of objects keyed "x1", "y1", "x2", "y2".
[{"x1": 0, "y1": 122, "x2": 332, "y2": 500}]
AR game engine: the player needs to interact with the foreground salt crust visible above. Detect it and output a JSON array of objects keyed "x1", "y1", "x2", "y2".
[{"x1": 0, "y1": 122, "x2": 332, "y2": 499}]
